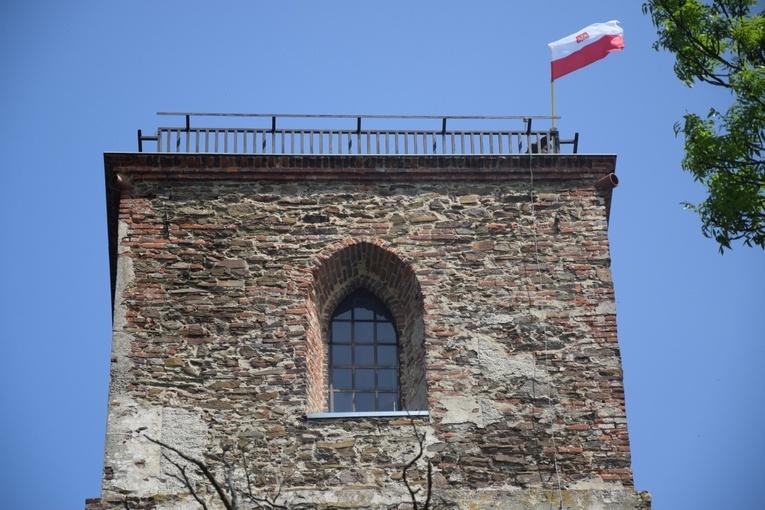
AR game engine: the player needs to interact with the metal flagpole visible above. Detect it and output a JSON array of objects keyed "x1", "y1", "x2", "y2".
[{"x1": 550, "y1": 79, "x2": 556, "y2": 129}]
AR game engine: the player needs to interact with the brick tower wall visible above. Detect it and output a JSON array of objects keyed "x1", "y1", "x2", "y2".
[{"x1": 89, "y1": 154, "x2": 648, "y2": 509}]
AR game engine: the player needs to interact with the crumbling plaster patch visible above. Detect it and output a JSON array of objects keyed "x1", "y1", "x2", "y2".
[
  {"x1": 102, "y1": 405, "x2": 208, "y2": 497},
  {"x1": 439, "y1": 396, "x2": 503, "y2": 428},
  {"x1": 463, "y1": 332, "x2": 549, "y2": 386}
]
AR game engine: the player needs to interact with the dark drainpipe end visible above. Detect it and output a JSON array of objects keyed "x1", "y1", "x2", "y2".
[
  {"x1": 110, "y1": 174, "x2": 134, "y2": 192},
  {"x1": 595, "y1": 173, "x2": 619, "y2": 190}
]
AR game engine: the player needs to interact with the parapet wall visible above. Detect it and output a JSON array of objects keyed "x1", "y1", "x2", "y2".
[{"x1": 92, "y1": 154, "x2": 648, "y2": 509}]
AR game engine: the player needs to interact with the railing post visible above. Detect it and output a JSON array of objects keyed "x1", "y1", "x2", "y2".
[
  {"x1": 441, "y1": 118, "x2": 447, "y2": 155},
  {"x1": 271, "y1": 116, "x2": 277, "y2": 153},
  {"x1": 524, "y1": 118, "x2": 532, "y2": 153},
  {"x1": 550, "y1": 127, "x2": 560, "y2": 154},
  {"x1": 356, "y1": 117, "x2": 362, "y2": 154}
]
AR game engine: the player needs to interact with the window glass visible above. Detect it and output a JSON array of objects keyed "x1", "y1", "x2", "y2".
[
  {"x1": 333, "y1": 392, "x2": 353, "y2": 411},
  {"x1": 378, "y1": 393, "x2": 398, "y2": 411},
  {"x1": 331, "y1": 321, "x2": 352, "y2": 342},
  {"x1": 354, "y1": 302, "x2": 375, "y2": 320},
  {"x1": 378, "y1": 369, "x2": 398, "y2": 390},
  {"x1": 332, "y1": 345, "x2": 352, "y2": 366},
  {"x1": 377, "y1": 322, "x2": 396, "y2": 343},
  {"x1": 354, "y1": 322, "x2": 374, "y2": 343},
  {"x1": 355, "y1": 368, "x2": 375, "y2": 390},
  {"x1": 334, "y1": 308, "x2": 352, "y2": 320},
  {"x1": 355, "y1": 393, "x2": 376, "y2": 412},
  {"x1": 332, "y1": 368, "x2": 352, "y2": 390},
  {"x1": 327, "y1": 289, "x2": 400, "y2": 412},
  {"x1": 354, "y1": 345, "x2": 375, "y2": 366},
  {"x1": 377, "y1": 345, "x2": 397, "y2": 366}
]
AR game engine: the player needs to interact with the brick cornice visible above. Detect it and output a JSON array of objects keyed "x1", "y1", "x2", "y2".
[{"x1": 104, "y1": 152, "x2": 616, "y2": 183}]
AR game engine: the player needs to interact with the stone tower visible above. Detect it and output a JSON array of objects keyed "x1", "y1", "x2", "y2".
[{"x1": 88, "y1": 114, "x2": 649, "y2": 509}]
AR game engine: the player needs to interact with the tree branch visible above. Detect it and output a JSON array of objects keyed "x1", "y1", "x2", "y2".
[
  {"x1": 144, "y1": 435, "x2": 233, "y2": 510},
  {"x1": 221, "y1": 446, "x2": 239, "y2": 510},
  {"x1": 233, "y1": 444, "x2": 288, "y2": 510},
  {"x1": 162, "y1": 452, "x2": 211, "y2": 510},
  {"x1": 402, "y1": 415, "x2": 433, "y2": 510},
  {"x1": 657, "y1": 0, "x2": 742, "y2": 74}
]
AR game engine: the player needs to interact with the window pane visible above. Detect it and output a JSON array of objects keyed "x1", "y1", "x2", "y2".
[
  {"x1": 378, "y1": 393, "x2": 398, "y2": 411},
  {"x1": 354, "y1": 302, "x2": 375, "y2": 320},
  {"x1": 332, "y1": 345, "x2": 352, "y2": 366},
  {"x1": 332, "y1": 368, "x2": 352, "y2": 390},
  {"x1": 378, "y1": 369, "x2": 398, "y2": 390},
  {"x1": 354, "y1": 345, "x2": 375, "y2": 366},
  {"x1": 355, "y1": 368, "x2": 375, "y2": 390},
  {"x1": 355, "y1": 392, "x2": 376, "y2": 412},
  {"x1": 354, "y1": 322, "x2": 374, "y2": 343},
  {"x1": 334, "y1": 308, "x2": 352, "y2": 320},
  {"x1": 331, "y1": 321, "x2": 352, "y2": 342},
  {"x1": 333, "y1": 392, "x2": 353, "y2": 412},
  {"x1": 377, "y1": 322, "x2": 396, "y2": 344},
  {"x1": 377, "y1": 345, "x2": 397, "y2": 366}
]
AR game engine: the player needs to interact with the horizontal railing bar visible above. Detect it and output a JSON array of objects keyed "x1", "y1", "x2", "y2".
[
  {"x1": 157, "y1": 112, "x2": 559, "y2": 121},
  {"x1": 157, "y1": 127, "x2": 537, "y2": 135}
]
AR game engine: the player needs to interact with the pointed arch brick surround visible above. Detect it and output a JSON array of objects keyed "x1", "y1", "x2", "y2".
[{"x1": 305, "y1": 238, "x2": 426, "y2": 414}]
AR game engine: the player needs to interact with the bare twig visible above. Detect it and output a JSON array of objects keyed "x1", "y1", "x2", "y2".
[
  {"x1": 144, "y1": 435, "x2": 233, "y2": 510},
  {"x1": 402, "y1": 415, "x2": 433, "y2": 510},
  {"x1": 222, "y1": 446, "x2": 239, "y2": 510},
  {"x1": 236, "y1": 445, "x2": 288, "y2": 509},
  {"x1": 162, "y1": 452, "x2": 211, "y2": 510}
]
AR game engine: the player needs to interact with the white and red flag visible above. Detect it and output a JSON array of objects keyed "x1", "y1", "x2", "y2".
[{"x1": 548, "y1": 20, "x2": 624, "y2": 80}]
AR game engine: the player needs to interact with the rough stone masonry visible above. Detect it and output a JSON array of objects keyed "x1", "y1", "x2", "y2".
[{"x1": 87, "y1": 153, "x2": 650, "y2": 509}]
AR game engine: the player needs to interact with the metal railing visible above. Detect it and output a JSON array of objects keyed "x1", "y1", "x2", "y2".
[{"x1": 138, "y1": 113, "x2": 578, "y2": 155}]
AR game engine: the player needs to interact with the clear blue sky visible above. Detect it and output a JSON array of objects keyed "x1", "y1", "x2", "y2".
[{"x1": 1, "y1": 2, "x2": 763, "y2": 509}]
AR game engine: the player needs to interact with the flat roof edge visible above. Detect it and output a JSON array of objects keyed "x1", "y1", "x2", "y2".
[{"x1": 104, "y1": 152, "x2": 617, "y2": 182}]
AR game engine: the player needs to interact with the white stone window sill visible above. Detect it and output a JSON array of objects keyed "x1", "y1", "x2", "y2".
[{"x1": 306, "y1": 410, "x2": 429, "y2": 420}]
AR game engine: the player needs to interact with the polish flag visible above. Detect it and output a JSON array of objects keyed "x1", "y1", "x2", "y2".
[{"x1": 548, "y1": 20, "x2": 624, "y2": 80}]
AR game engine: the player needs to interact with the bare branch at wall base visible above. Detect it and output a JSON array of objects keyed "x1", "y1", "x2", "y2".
[
  {"x1": 233, "y1": 444, "x2": 289, "y2": 509},
  {"x1": 162, "y1": 452, "x2": 211, "y2": 510},
  {"x1": 402, "y1": 413, "x2": 433, "y2": 510},
  {"x1": 222, "y1": 446, "x2": 240, "y2": 510},
  {"x1": 144, "y1": 435, "x2": 233, "y2": 510},
  {"x1": 143, "y1": 435, "x2": 289, "y2": 510}
]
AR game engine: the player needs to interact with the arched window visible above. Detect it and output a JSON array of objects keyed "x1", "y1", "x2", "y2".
[
  {"x1": 305, "y1": 240, "x2": 427, "y2": 417},
  {"x1": 328, "y1": 288, "x2": 400, "y2": 412}
]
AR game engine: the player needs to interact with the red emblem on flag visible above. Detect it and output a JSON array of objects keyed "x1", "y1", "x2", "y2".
[{"x1": 575, "y1": 31, "x2": 589, "y2": 43}]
